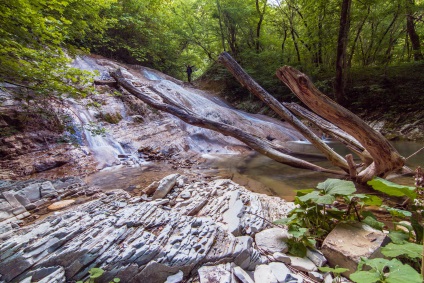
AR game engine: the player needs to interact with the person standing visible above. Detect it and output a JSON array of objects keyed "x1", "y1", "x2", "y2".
[{"x1": 186, "y1": 65, "x2": 195, "y2": 83}]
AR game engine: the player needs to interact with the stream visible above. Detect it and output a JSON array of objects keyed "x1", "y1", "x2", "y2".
[{"x1": 72, "y1": 56, "x2": 423, "y2": 201}]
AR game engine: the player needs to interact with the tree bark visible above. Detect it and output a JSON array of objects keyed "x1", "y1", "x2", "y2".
[
  {"x1": 110, "y1": 69, "x2": 343, "y2": 175},
  {"x1": 255, "y1": 0, "x2": 267, "y2": 52},
  {"x1": 276, "y1": 66, "x2": 405, "y2": 182},
  {"x1": 406, "y1": 0, "x2": 423, "y2": 61},
  {"x1": 334, "y1": 0, "x2": 352, "y2": 105},
  {"x1": 218, "y1": 52, "x2": 350, "y2": 172},
  {"x1": 283, "y1": 102, "x2": 373, "y2": 164}
]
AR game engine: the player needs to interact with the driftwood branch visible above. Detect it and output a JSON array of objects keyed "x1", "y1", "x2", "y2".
[
  {"x1": 276, "y1": 66, "x2": 405, "y2": 182},
  {"x1": 110, "y1": 69, "x2": 344, "y2": 175},
  {"x1": 94, "y1": 79, "x2": 117, "y2": 87},
  {"x1": 218, "y1": 52, "x2": 350, "y2": 172},
  {"x1": 283, "y1": 102, "x2": 373, "y2": 164}
]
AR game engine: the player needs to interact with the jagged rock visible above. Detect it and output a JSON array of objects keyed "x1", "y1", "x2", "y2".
[
  {"x1": 222, "y1": 191, "x2": 244, "y2": 236},
  {"x1": 165, "y1": 270, "x2": 184, "y2": 283},
  {"x1": 143, "y1": 181, "x2": 159, "y2": 195},
  {"x1": 309, "y1": 271, "x2": 324, "y2": 282},
  {"x1": 0, "y1": 190, "x2": 263, "y2": 282},
  {"x1": 198, "y1": 263, "x2": 236, "y2": 283},
  {"x1": 288, "y1": 256, "x2": 317, "y2": 272},
  {"x1": 2, "y1": 191, "x2": 27, "y2": 215},
  {"x1": 306, "y1": 248, "x2": 327, "y2": 267},
  {"x1": 40, "y1": 181, "x2": 57, "y2": 197},
  {"x1": 273, "y1": 252, "x2": 291, "y2": 264},
  {"x1": 21, "y1": 184, "x2": 42, "y2": 202},
  {"x1": 255, "y1": 228, "x2": 289, "y2": 254},
  {"x1": 268, "y1": 262, "x2": 292, "y2": 282},
  {"x1": 323, "y1": 273, "x2": 333, "y2": 283},
  {"x1": 233, "y1": 266, "x2": 254, "y2": 283},
  {"x1": 152, "y1": 174, "x2": 180, "y2": 200},
  {"x1": 321, "y1": 222, "x2": 389, "y2": 277}
]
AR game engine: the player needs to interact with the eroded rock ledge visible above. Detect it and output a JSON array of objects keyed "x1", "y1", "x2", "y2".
[{"x1": 0, "y1": 176, "x2": 300, "y2": 283}]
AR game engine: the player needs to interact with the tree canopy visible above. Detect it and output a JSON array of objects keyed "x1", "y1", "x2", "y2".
[{"x1": 1, "y1": 0, "x2": 423, "y2": 100}]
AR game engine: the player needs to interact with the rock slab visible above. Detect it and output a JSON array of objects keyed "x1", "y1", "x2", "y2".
[
  {"x1": 321, "y1": 222, "x2": 389, "y2": 277},
  {"x1": 255, "y1": 228, "x2": 289, "y2": 254}
]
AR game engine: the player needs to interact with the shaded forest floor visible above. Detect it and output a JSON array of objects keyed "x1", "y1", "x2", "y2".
[{"x1": 198, "y1": 61, "x2": 424, "y2": 141}]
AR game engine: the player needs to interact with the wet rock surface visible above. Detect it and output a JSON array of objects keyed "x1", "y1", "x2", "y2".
[{"x1": 0, "y1": 175, "x2": 308, "y2": 283}]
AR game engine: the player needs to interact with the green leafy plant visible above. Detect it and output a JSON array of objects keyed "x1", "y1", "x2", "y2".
[
  {"x1": 318, "y1": 266, "x2": 349, "y2": 283},
  {"x1": 76, "y1": 268, "x2": 120, "y2": 283},
  {"x1": 350, "y1": 258, "x2": 422, "y2": 283},
  {"x1": 274, "y1": 178, "x2": 371, "y2": 256}
]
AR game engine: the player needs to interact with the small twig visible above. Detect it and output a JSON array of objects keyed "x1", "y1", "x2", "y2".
[{"x1": 406, "y1": 146, "x2": 424, "y2": 160}]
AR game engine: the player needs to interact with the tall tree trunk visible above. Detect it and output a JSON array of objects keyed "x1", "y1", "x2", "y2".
[
  {"x1": 334, "y1": 0, "x2": 352, "y2": 105},
  {"x1": 255, "y1": 0, "x2": 267, "y2": 52},
  {"x1": 406, "y1": 0, "x2": 423, "y2": 61},
  {"x1": 216, "y1": 0, "x2": 227, "y2": 52}
]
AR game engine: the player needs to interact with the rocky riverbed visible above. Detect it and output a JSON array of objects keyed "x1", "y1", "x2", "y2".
[{"x1": 0, "y1": 173, "x2": 391, "y2": 283}]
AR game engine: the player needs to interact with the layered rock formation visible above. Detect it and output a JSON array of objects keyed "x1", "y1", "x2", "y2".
[{"x1": 0, "y1": 176, "x2": 299, "y2": 283}]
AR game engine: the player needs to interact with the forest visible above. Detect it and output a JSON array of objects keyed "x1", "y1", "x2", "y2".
[
  {"x1": 1, "y1": 1, "x2": 424, "y2": 282},
  {"x1": 1, "y1": 0, "x2": 423, "y2": 104}
]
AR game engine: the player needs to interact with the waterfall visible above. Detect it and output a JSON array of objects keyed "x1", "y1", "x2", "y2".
[{"x1": 66, "y1": 100, "x2": 144, "y2": 169}]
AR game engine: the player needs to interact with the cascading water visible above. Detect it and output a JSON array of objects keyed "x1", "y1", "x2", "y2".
[{"x1": 66, "y1": 100, "x2": 145, "y2": 169}]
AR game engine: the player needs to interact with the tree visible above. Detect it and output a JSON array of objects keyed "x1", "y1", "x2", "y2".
[
  {"x1": 0, "y1": 0, "x2": 113, "y2": 97},
  {"x1": 405, "y1": 0, "x2": 423, "y2": 61},
  {"x1": 334, "y1": 0, "x2": 352, "y2": 105}
]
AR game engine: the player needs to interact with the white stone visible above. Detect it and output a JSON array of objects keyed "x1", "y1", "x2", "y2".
[
  {"x1": 152, "y1": 174, "x2": 180, "y2": 200},
  {"x1": 179, "y1": 191, "x2": 191, "y2": 199},
  {"x1": 233, "y1": 266, "x2": 254, "y2": 283},
  {"x1": 306, "y1": 248, "x2": 327, "y2": 267},
  {"x1": 222, "y1": 191, "x2": 244, "y2": 236},
  {"x1": 269, "y1": 262, "x2": 291, "y2": 282},
  {"x1": 254, "y1": 265, "x2": 278, "y2": 283},
  {"x1": 165, "y1": 270, "x2": 183, "y2": 283},
  {"x1": 255, "y1": 228, "x2": 289, "y2": 254},
  {"x1": 288, "y1": 256, "x2": 317, "y2": 272},
  {"x1": 273, "y1": 252, "x2": 291, "y2": 264},
  {"x1": 198, "y1": 264, "x2": 232, "y2": 283}
]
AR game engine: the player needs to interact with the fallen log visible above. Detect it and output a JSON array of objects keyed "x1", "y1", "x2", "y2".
[
  {"x1": 283, "y1": 102, "x2": 373, "y2": 165},
  {"x1": 218, "y1": 52, "x2": 350, "y2": 172},
  {"x1": 110, "y1": 69, "x2": 344, "y2": 175},
  {"x1": 276, "y1": 66, "x2": 405, "y2": 182}
]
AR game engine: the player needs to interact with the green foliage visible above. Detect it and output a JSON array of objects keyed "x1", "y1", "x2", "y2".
[
  {"x1": 381, "y1": 242, "x2": 423, "y2": 259},
  {"x1": 367, "y1": 178, "x2": 417, "y2": 200},
  {"x1": 318, "y1": 266, "x2": 349, "y2": 283},
  {"x1": 350, "y1": 258, "x2": 422, "y2": 283},
  {"x1": 0, "y1": 0, "x2": 113, "y2": 97},
  {"x1": 76, "y1": 267, "x2": 120, "y2": 283},
  {"x1": 274, "y1": 178, "x2": 364, "y2": 256}
]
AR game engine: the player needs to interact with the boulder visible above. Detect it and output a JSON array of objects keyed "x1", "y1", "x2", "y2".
[
  {"x1": 321, "y1": 222, "x2": 389, "y2": 277},
  {"x1": 152, "y1": 174, "x2": 180, "y2": 200},
  {"x1": 233, "y1": 266, "x2": 254, "y2": 283},
  {"x1": 255, "y1": 228, "x2": 289, "y2": 254}
]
